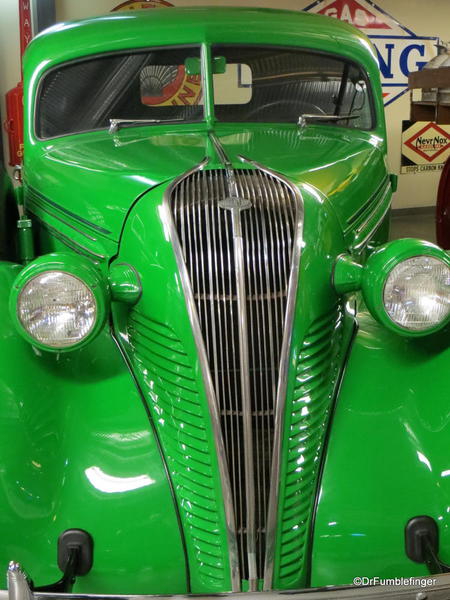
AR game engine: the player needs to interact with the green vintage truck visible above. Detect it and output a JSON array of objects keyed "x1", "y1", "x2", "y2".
[{"x1": 1, "y1": 7, "x2": 450, "y2": 600}]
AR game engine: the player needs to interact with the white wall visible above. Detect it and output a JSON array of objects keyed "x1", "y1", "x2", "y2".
[{"x1": 3, "y1": 0, "x2": 450, "y2": 209}]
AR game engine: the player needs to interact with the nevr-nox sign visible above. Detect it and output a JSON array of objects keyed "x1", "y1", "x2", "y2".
[{"x1": 303, "y1": 0, "x2": 439, "y2": 106}]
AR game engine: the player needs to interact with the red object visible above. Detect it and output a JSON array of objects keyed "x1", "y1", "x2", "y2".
[
  {"x1": 19, "y1": 0, "x2": 33, "y2": 65},
  {"x1": 315, "y1": 0, "x2": 390, "y2": 29},
  {"x1": 436, "y1": 157, "x2": 450, "y2": 249},
  {"x1": 4, "y1": 82, "x2": 24, "y2": 167},
  {"x1": 3, "y1": 0, "x2": 32, "y2": 167}
]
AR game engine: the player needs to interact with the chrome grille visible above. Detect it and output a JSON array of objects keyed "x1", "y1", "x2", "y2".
[{"x1": 169, "y1": 167, "x2": 299, "y2": 586}]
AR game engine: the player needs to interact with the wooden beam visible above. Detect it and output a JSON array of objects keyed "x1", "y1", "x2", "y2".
[{"x1": 409, "y1": 66, "x2": 450, "y2": 89}]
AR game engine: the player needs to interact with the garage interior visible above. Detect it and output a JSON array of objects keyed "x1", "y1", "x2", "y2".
[{"x1": 0, "y1": 1, "x2": 450, "y2": 598}]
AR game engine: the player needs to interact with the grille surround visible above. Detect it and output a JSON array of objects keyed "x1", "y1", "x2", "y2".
[{"x1": 165, "y1": 159, "x2": 303, "y2": 590}]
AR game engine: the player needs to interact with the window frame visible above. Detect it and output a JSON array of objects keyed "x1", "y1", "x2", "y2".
[{"x1": 34, "y1": 42, "x2": 378, "y2": 141}]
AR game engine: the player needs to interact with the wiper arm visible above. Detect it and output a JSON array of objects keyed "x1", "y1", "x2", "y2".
[
  {"x1": 109, "y1": 118, "x2": 183, "y2": 134},
  {"x1": 298, "y1": 113, "x2": 359, "y2": 128}
]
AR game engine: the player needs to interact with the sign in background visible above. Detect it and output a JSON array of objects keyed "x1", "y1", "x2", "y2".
[
  {"x1": 303, "y1": 0, "x2": 439, "y2": 106},
  {"x1": 401, "y1": 121, "x2": 450, "y2": 174},
  {"x1": 64, "y1": 0, "x2": 442, "y2": 111}
]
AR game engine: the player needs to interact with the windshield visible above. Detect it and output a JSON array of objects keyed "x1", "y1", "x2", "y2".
[
  {"x1": 37, "y1": 46, "x2": 203, "y2": 139},
  {"x1": 212, "y1": 45, "x2": 374, "y2": 129},
  {"x1": 36, "y1": 44, "x2": 374, "y2": 139}
]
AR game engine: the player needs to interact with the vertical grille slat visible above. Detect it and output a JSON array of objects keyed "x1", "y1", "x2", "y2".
[{"x1": 170, "y1": 167, "x2": 299, "y2": 586}]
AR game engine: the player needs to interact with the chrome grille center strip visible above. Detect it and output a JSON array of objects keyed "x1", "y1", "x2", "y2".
[
  {"x1": 238, "y1": 157, "x2": 304, "y2": 591},
  {"x1": 167, "y1": 152, "x2": 302, "y2": 590},
  {"x1": 211, "y1": 134, "x2": 258, "y2": 591},
  {"x1": 234, "y1": 221, "x2": 258, "y2": 590}
]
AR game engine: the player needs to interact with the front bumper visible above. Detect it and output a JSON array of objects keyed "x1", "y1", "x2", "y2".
[{"x1": 3, "y1": 564, "x2": 450, "y2": 600}]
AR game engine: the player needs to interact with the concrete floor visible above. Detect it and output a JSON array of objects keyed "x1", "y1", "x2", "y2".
[{"x1": 389, "y1": 209, "x2": 436, "y2": 244}]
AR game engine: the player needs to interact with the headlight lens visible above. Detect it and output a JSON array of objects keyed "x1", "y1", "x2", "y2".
[
  {"x1": 383, "y1": 256, "x2": 450, "y2": 331},
  {"x1": 17, "y1": 271, "x2": 97, "y2": 348}
]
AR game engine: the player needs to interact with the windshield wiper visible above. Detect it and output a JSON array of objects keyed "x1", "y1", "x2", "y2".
[
  {"x1": 298, "y1": 113, "x2": 360, "y2": 128},
  {"x1": 109, "y1": 118, "x2": 183, "y2": 134}
]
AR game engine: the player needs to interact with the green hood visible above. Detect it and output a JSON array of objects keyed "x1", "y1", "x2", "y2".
[{"x1": 25, "y1": 124, "x2": 386, "y2": 243}]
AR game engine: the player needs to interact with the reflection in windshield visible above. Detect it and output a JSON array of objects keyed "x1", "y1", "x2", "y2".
[
  {"x1": 38, "y1": 47, "x2": 203, "y2": 138},
  {"x1": 37, "y1": 44, "x2": 374, "y2": 139},
  {"x1": 212, "y1": 45, "x2": 374, "y2": 130}
]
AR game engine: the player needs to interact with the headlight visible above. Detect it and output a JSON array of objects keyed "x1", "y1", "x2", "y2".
[
  {"x1": 18, "y1": 272, "x2": 97, "y2": 348},
  {"x1": 10, "y1": 253, "x2": 108, "y2": 351},
  {"x1": 383, "y1": 256, "x2": 450, "y2": 331},
  {"x1": 333, "y1": 239, "x2": 450, "y2": 337}
]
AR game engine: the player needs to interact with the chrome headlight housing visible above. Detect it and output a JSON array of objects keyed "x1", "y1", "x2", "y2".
[
  {"x1": 10, "y1": 253, "x2": 108, "y2": 352},
  {"x1": 383, "y1": 256, "x2": 450, "y2": 332},
  {"x1": 334, "y1": 239, "x2": 450, "y2": 337}
]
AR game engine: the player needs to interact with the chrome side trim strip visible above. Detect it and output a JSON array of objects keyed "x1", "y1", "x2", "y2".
[
  {"x1": 26, "y1": 187, "x2": 112, "y2": 236},
  {"x1": 352, "y1": 183, "x2": 392, "y2": 253},
  {"x1": 238, "y1": 156, "x2": 304, "y2": 591},
  {"x1": 162, "y1": 159, "x2": 241, "y2": 592},
  {"x1": 344, "y1": 175, "x2": 389, "y2": 232},
  {"x1": 31, "y1": 215, "x2": 107, "y2": 260},
  {"x1": 353, "y1": 202, "x2": 391, "y2": 253},
  {"x1": 27, "y1": 197, "x2": 98, "y2": 241}
]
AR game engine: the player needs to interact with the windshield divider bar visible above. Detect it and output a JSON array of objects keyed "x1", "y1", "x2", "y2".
[{"x1": 201, "y1": 43, "x2": 215, "y2": 129}]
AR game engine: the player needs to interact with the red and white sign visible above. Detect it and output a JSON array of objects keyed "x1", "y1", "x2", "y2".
[
  {"x1": 19, "y1": 0, "x2": 33, "y2": 61},
  {"x1": 304, "y1": 0, "x2": 439, "y2": 106},
  {"x1": 307, "y1": 0, "x2": 395, "y2": 34},
  {"x1": 401, "y1": 121, "x2": 450, "y2": 174}
]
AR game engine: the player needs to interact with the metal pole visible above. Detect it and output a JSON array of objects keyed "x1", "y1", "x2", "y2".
[{"x1": 30, "y1": 0, "x2": 56, "y2": 38}]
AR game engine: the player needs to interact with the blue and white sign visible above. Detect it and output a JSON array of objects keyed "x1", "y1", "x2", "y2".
[{"x1": 303, "y1": 0, "x2": 439, "y2": 106}]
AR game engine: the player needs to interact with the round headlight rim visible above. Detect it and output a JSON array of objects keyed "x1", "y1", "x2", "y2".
[
  {"x1": 10, "y1": 253, "x2": 109, "y2": 353},
  {"x1": 17, "y1": 270, "x2": 99, "y2": 350},
  {"x1": 362, "y1": 239, "x2": 450, "y2": 338},
  {"x1": 381, "y1": 253, "x2": 450, "y2": 335}
]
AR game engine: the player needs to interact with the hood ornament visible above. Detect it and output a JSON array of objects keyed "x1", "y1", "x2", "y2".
[
  {"x1": 218, "y1": 196, "x2": 252, "y2": 211},
  {"x1": 218, "y1": 197, "x2": 252, "y2": 239}
]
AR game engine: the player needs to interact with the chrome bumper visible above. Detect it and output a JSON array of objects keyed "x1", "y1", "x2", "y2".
[{"x1": 2, "y1": 563, "x2": 450, "y2": 600}]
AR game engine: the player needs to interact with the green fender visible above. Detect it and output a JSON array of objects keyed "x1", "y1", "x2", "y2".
[
  {"x1": 0, "y1": 262, "x2": 187, "y2": 594},
  {"x1": 311, "y1": 307, "x2": 450, "y2": 586}
]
